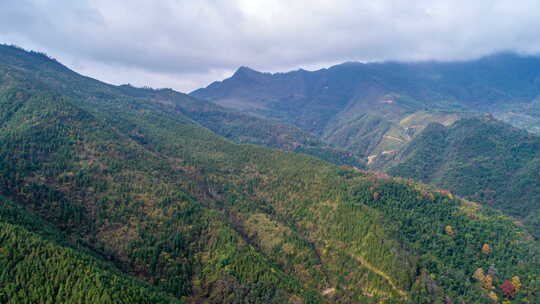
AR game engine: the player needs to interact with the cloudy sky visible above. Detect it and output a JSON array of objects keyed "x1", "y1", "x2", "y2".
[{"x1": 1, "y1": 0, "x2": 540, "y2": 92}]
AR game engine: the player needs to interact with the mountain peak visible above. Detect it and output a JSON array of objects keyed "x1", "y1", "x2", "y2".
[
  {"x1": 232, "y1": 66, "x2": 261, "y2": 77},
  {"x1": 0, "y1": 43, "x2": 72, "y2": 75}
]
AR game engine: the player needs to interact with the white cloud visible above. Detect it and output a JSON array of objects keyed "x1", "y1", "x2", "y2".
[{"x1": 1, "y1": 0, "x2": 540, "y2": 91}]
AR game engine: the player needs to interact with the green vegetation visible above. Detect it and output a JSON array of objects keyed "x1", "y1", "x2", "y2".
[
  {"x1": 389, "y1": 117, "x2": 540, "y2": 239},
  {"x1": 321, "y1": 111, "x2": 462, "y2": 166},
  {"x1": 116, "y1": 84, "x2": 364, "y2": 168},
  {"x1": 349, "y1": 175, "x2": 539, "y2": 303},
  {"x1": 193, "y1": 54, "x2": 540, "y2": 245},
  {"x1": 0, "y1": 44, "x2": 538, "y2": 303},
  {"x1": 0, "y1": 197, "x2": 181, "y2": 304}
]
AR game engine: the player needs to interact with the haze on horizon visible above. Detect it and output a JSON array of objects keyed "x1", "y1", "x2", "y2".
[{"x1": 2, "y1": 0, "x2": 540, "y2": 92}]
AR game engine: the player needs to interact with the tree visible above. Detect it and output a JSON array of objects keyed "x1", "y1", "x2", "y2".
[
  {"x1": 487, "y1": 291, "x2": 498, "y2": 302},
  {"x1": 482, "y1": 243, "x2": 491, "y2": 255},
  {"x1": 500, "y1": 280, "x2": 516, "y2": 298},
  {"x1": 482, "y1": 275, "x2": 494, "y2": 290},
  {"x1": 473, "y1": 268, "x2": 485, "y2": 282},
  {"x1": 445, "y1": 225, "x2": 454, "y2": 236},
  {"x1": 511, "y1": 276, "x2": 521, "y2": 291}
]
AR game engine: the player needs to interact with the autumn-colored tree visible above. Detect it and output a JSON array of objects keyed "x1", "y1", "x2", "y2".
[
  {"x1": 445, "y1": 225, "x2": 454, "y2": 236},
  {"x1": 473, "y1": 268, "x2": 485, "y2": 282},
  {"x1": 482, "y1": 243, "x2": 491, "y2": 255},
  {"x1": 500, "y1": 280, "x2": 516, "y2": 298},
  {"x1": 437, "y1": 189, "x2": 454, "y2": 199},
  {"x1": 483, "y1": 275, "x2": 494, "y2": 290},
  {"x1": 511, "y1": 276, "x2": 521, "y2": 291},
  {"x1": 487, "y1": 291, "x2": 498, "y2": 302}
]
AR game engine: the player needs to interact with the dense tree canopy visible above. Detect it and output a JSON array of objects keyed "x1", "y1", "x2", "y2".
[{"x1": 0, "y1": 44, "x2": 538, "y2": 303}]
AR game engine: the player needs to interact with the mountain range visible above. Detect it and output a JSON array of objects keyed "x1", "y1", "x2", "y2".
[
  {"x1": 193, "y1": 53, "x2": 540, "y2": 240},
  {"x1": 192, "y1": 53, "x2": 540, "y2": 159},
  {"x1": 0, "y1": 44, "x2": 538, "y2": 303}
]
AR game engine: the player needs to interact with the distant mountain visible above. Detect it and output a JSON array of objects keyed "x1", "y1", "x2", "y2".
[
  {"x1": 192, "y1": 53, "x2": 540, "y2": 161},
  {"x1": 389, "y1": 116, "x2": 540, "y2": 238},
  {"x1": 2, "y1": 44, "x2": 539, "y2": 303}
]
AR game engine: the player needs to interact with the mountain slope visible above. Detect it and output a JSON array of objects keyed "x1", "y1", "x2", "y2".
[
  {"x1": 389, "y1": 117, "x2": 540, "y2": 238},
  {"x1": 0, "y1": 45, "x2": 538, "y2": 303},
  {"x1": 0, "y1": 82, "x2": 314, "y2": 302},
  {"x1": 0, "y1": 70, "x2": 417, "y2": 302},
  {"x1": 116, "y1": 84, "x2": 363, "y2": 167},
  {"x1": 0, "y1": 44, "x2": 362, "y2": 168},
  {"x1": 0, "y1": 196, "x2": 181, "y2": 304}
]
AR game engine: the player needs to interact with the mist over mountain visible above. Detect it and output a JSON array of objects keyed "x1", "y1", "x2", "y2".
[{"x1": 193, "y1": 52, "x2": 540, "y2": 135}]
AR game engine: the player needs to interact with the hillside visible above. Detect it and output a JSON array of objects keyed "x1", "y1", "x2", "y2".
[
  {"x1": 0, "y1": 44, "x2": 362, "y2": 168},
  {"x1": 0, "y1": 45, "x2": 538, "y2": 303},
  {"x1": 388, "y1": 117, "x2": 540, "y2": 238},
  {"x1": 191, "y1": 53, "x2": 540, "y2": 162},
  {"x1": 0, "y1": 196, "x2": 181, "y2": 303},
  {"x1": 115, "y1": 84, "x2": 362, "y2": 167}
]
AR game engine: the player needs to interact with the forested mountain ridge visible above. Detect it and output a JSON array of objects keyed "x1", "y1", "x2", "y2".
[
  {"x1": 191, "y1": 53, "x2": 540, "y2": 161},
  {"x1": 0, "y1": 44, "x2": 538, "y2": 303},
  {"x1": 0, "y1": 44, "x2": 362, "y2": 168}
]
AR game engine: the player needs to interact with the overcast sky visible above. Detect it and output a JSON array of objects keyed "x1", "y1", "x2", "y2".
[{"x1": 1, "y1": 0, "x2": 540, "y2": 92}]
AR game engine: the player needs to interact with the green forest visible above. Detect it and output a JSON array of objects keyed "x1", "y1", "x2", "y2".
[
  {"x1": 389, "y1": 118, "x2": 540, "y2": 239},
  {"x1": 0, "y1": 44, "x2": 538, "y2": 303}
]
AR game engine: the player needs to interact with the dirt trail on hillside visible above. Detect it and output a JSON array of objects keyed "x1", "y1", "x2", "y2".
[{"x1": 356, "y1": 255, "x2": 408, "y2": 299}]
